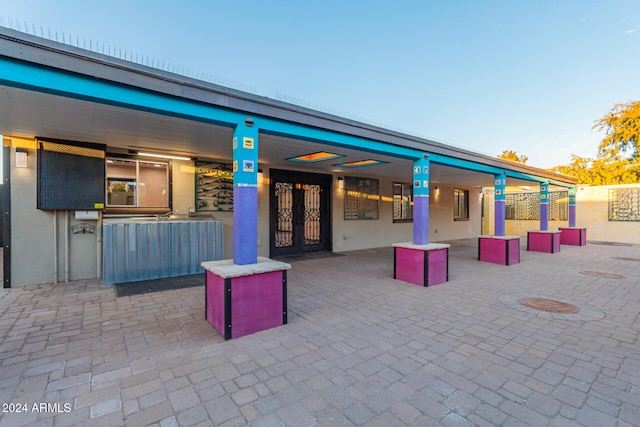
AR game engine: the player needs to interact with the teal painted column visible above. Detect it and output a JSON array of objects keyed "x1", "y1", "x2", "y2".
[
  {"x1": 539, "y1": 182, "x2": 549, "y2": 231},
  {"x1": 568, "y1": 187, "x2": 577, "y2": 227},
  {"x1": 413, "y1": 156, "x2": 430, "y2": 245},
  {"x1": 232, "y1": 120, "x2": 259, "y2": 265},
  {"x1": 494, "y1": 172, "x2": 506, "y2": 236}
]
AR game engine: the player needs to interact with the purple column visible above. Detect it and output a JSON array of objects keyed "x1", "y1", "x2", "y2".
[
  {"x1": 494, "y1": 172, "x2": 506, "y2": 236},
  {"x1": 568, "y1": 205, "x2": 576, "y2": 227},
  {"x1": 568, "y1": 188, "x2": 576, "y2": 227},
  {"x1": 233, "y1": 186, "x2": 258, "y2": 264},
  {"x1": 232, "y1": 120, "x2": 259, "y2": 265},
  {"x1": 414, "y1": 196, "x2": 429, "y2": 244},
  {"x1": 540, "y1": 182, "x2": 549, "y2": 231},
  {"x1": 413, "y1": 157, "x2": 430, "y2": 245}
]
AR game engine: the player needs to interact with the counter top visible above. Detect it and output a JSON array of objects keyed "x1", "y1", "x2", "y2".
[
  {"x1": 392, "y1": 242, "x2": 451, "y2": 251},
  {"x1": 202, "y1": 257, "x2": 291, "y2": 279},
  {"x1": 103, "y1": 216, "x2": 218, "y2": 224}
]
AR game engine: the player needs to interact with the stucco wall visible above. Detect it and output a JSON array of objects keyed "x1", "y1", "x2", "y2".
[
  {"x1": 333, "y1": 180, "x2": 481, "y2": 251},
  {"x1": 576, "y1": 184, "x2": 640, "y2": 245},
  {"x1": 481, "y1": 189, "x2": 569, "y2": 237},
  {"x1": 9, "y1": 140, "x2": 100, "y2": 286},
  {"x1": 482, "y1": 185, "x2": 640, "y2": 244}
]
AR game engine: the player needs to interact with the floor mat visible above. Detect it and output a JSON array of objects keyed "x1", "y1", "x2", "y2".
[
  {"x1": 113, "y1": 274, "x2": 204, "y2": 297},
  {"x1": 273, "y1": 251, "x2": 344, "y2": 262}
]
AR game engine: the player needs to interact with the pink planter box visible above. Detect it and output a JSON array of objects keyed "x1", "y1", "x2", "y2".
[
  {"x1": 202, "y1": 258, "x2": 291, "y2": 339},
  {"x1": 527, "y1": 230, "x2": 561, "y2": 253},
  {"x1": 559, "y1": 227, "x2": 587, "y2": 246},
  {"x1": 393, "y1": 243, "x2": 450, "y2": 286},
  {"x1": 478, "y1": 236, "x2": 520, "y2": 265}
]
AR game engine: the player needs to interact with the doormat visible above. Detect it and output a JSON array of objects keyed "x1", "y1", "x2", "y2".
[
  {"x1": 114, "y1": 274, "x2": 204, "y2": 297},
  {"x1": 274, "y1": 252, "x2": 344, "y2": 262}
]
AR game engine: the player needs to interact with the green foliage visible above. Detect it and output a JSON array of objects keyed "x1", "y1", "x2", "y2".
[
  {"x1": 594, "y1": 100, "x2": 640, "y2": 160},
  {"x1": 551, "y1": 100, "x2": 640, "y2": 185},
  {"x1": 551, "y1": 155, "x2": 640, "y2": 185},
  {"x1": 498, "y1": 150, "x2": 528, "y2": 164}
]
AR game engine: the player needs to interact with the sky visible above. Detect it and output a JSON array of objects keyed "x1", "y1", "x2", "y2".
[{"x1": 1, "y1": 0, "x2": 639, "y2": 169}]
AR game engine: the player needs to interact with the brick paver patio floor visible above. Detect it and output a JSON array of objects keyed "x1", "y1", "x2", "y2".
[{"x1": 0, "y1": 239, "x2": 639, "y2": 426}]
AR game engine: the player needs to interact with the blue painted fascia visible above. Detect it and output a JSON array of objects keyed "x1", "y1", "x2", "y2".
[
  {"x1": 258, "y1": 128, "x2": 420, "y2": 160},
  {"x1": 0, "y1": 56, "x2": 575, "y2": 187},
  {"x1": 428, "y1": 153, "x2": 503, "y2": 175}
]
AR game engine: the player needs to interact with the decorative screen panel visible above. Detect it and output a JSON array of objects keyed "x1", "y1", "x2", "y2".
[
  {"x1": 505, "y1": 191, "x2": 568, "y2": 221},
  {"x1": 608, "y1": 188, "x2": 640, "y2": 221},
  {"x1": 195, "y1": 160, "x2": 233, "y2": 212}
]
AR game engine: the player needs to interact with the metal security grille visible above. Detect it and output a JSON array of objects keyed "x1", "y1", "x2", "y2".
[
  {"x1": 275, "y1": 182, "x2": 294, "y2": 248},
  {"x1": 37, "y1": 139, "x2": 106, "y2": 210},
  {"x1": 40, "y1": 140, "x2": 105, "y2": 158},
  {"x1": 505, "y1": 191, "x2": 568, "y2": 221},
  {"x1": 608, "y1": 188, "x2": 640, "y2": 221},
  {"x1": 549, "y1": 191, "x2": 568, "y2": 221},
  {"x1": 304, "y1": 184, "x2": 321, "y2": 245}
]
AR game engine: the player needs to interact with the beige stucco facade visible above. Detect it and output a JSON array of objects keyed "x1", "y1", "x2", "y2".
[
  {"x1": 482, "y1": 184, "x2": 640, "y2": 245},
  {"x1": 6, "y1": 137, "x2": 484, "y2": 286}
]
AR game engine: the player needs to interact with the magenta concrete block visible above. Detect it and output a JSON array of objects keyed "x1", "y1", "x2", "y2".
[
  {"x1": 527, "y1": 231, "x2": 561, "y2": 253},
  {"x1": 206, "y1": 271, "x2": 226, "y2": 335},
  {"x1": 427, "y1": 248, "x2": 448, "y2": 285},
  {"x1": 393, "y1": 243, "x2": 450, "y2": 286},
  {"x1": 202, "y1": 257, "x2": 290, "y2": 339},
  {"x1": 394, "y1": 247, "x2": 425, "y2": 286},
  {"x1": 559, "y1": 227, "x2": 587, "y2": 246},
  {"x1": 479, "y1": 236, "x2": 520, "y2": 265},
  {"x1": 230, "y1": 271, "x2": 283, "y2": 338}
]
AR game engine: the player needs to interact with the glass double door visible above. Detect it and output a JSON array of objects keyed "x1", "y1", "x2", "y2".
[{"x1": 270, "y1": 169, "x2": 331, "y2": 256}]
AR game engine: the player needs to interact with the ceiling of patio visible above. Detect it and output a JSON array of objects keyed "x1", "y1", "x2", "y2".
[{"x1": 1, "y1": 85, "x2": 538, "y2": 188}]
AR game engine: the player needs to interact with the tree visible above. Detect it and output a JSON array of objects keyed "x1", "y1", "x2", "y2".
[
  {"x1": 498, "y1": 150, "x2": 528, "y2": 164},
  {"x1": 551, "y1": 154, "x2": 640, "y2": 185},
  {"x1": 594, "y1": 100, "x2": 640, "y2": 160}
]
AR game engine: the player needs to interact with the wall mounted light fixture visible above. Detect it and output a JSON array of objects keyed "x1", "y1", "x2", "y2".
[
  {"x1": 15, "y1": 148, "x2": 28, "y2": 168},
  {"x1": 337, "y1": 177, "x2": 344, "y2": 189}
]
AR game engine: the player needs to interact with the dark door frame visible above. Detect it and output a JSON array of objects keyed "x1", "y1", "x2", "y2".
[
  {"x1": 269, "y1": 169, "x2": 332, "y2": 257},
  {"x1": 3, "y1": 144, "x2": 11, "y2": 288}
]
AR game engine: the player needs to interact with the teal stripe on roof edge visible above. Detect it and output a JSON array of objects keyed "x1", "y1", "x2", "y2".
[{"x1": 0, "y1": 56, "x2": 575, "y2": 187}]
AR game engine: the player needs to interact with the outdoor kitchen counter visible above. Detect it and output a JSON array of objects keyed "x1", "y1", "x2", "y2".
[{"x1": 102, "y1": 217, "x2": 223, "y2": 284}]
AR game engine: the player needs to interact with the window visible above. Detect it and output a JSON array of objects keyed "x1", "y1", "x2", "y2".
[
  {"x1": 344, "y1": 176, "x2": 379, "y2": 220},
  {"x1": 393, "y1": 182, "x2": 413, "y2": 222},
  {"x1": 454, "y1": 188, "x2": 469, "y2": 220},
  {"x1": 106, "y1": 158, "x2": 169, "y2": 208}
]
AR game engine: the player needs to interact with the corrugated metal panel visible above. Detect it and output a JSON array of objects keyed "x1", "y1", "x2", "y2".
[{"x1": 102, "y1": 220, "x2": 223, "y2": 285}]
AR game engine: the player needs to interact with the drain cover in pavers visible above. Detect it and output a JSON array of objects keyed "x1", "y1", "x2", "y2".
[
  {"x1": 518, "y1": 298, "x2": 579, "y2": 314},
  {"x1": 579, "y1": 271, "x2": 626, "y2": 279},
  {"x1": 499, "y1": 293, "x2": 605, "y2": 321},
  {"x1": 611, "y1": 257, "x2": 640, "y2": 262}
]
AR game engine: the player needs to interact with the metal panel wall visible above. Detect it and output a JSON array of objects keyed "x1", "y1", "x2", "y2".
[{"x1": 102, "y1": 220, "x2": 223, "y2": 285}]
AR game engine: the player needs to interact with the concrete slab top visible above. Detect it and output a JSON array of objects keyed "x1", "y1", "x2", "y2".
[
  {"x1": 527, "y1": 230, "x2": 562, "y2": 234},
  {"x1": 201, "y1": 257, "x2": 291, "y2": 279},
  {"x1": 392, "y1": 242, "x2": 451, "y2": 251},
  {"x1": 479, "y1": 235, "x2": 521, "y2": 240}
]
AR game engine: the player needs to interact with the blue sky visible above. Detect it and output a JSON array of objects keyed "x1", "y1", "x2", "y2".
[{"x1": 1, "y1": 0, "x2": 639, "y2": 168}]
